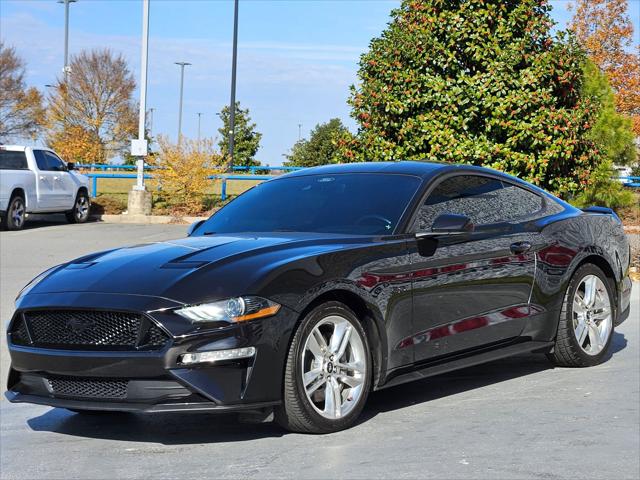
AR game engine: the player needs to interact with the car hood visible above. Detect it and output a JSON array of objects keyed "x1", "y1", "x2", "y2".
[{"x1": 25, "y1": 233, "x2": 367, "y2": 304}]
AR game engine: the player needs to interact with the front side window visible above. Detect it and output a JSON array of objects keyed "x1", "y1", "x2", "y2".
[
  {"x1": 33, "y1": 150, "x2": 49, "y2": 170},
  {"x1": 196, "y1": 173, "x2": 422, "y2": 236},
  {"x1": 44, "y1": 152, "x2": 66, "y2": 171},
  {"x1": 413, "y1": 175, "x2": 545, "y2": 231}
]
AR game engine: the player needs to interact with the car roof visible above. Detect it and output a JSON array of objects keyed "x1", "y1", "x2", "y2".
[
  {"x1": 283, "y1": 161, "x2": 453, "y2": 179},
  {"x1": 0, "y1": 145, "x2": 27, "y2": 151}
]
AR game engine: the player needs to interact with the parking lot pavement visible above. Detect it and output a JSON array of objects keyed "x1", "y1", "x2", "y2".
[{"x1": 1, "y1": 223, "x2": 638, "y2": 480}]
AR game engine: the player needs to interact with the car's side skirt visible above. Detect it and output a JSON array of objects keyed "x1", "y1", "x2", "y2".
[{"x1": 378, "y1": 340, "x2": 554, "y2": 390}]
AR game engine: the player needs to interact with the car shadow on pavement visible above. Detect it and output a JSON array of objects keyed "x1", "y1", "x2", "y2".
[{"x1": 25, "y1": 332, "x2": 627, "y2": 443}]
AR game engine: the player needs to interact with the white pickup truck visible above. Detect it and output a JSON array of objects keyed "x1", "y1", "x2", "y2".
[{"x1": 0, "y1": 145, "x2": 91, "y2": 230}]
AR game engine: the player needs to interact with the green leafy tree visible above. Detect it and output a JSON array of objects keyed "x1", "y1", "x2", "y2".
[
  {"x1": 581, "y1": 60, "x2": 636, "y2": 166},
  {"x1": 343, "y1": 0, "x2": 601, "y2": 198},
  {"x1": 572, "y1": 59, "x2": 635, "y2": 210},
  {"x1": 217, "y1": 102, "x2": 262, "y2": 167},
  {"x1": 285, "y1": 119, "x2": 350, "y2": 167}
]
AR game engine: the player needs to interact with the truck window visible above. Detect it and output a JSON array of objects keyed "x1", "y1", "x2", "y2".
[
  {"x1": 44, "y1": 152, "x2": 67, "y2": 171},
  {"x1": 0, "y1": 150, "x2": 28, "y2": 170},
  {"x1": 33, "y1": 150, "x2": 49, "y2": 170}
]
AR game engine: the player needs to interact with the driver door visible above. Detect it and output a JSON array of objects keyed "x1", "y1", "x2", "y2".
[{"x1": 407, "y1": 174, "x2": 539, "y2": 362}]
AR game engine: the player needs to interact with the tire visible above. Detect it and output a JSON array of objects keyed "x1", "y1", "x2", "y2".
[
  {"x1": 1, "y1": 194, "x2": 26, "y2": 231},
  {"x1": 66, "y1": 190, "x2": 91, "y2": 224},
  {"x1": 548, "y1": 263, "x2": 615, "y2": 367},
  {"x1": 275, "y1": 301, "x2": 372, "y2": 433}
]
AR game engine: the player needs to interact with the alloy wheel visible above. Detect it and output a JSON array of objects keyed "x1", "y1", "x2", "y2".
[
  {"x1": 75, "y1": 196, "x2": 89, "y2": 221},
  {"x1": 301, "y1": 315, "x2": 367, "y2": 419},
  {"x1": 572, "y1": 274, "x2": 612, "y2": 356},
  {"x1": 10, "y1": 198, "x2": 25, "y2": 228}
]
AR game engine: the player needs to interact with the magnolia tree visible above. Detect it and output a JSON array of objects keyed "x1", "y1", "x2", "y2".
[{"x1": 341, "y1": 0, "x2": 602, "y2": 198}]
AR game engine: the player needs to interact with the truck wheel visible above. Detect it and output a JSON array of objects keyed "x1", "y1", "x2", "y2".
[
  {"x1": 66, "y1": 191, "x2": 91, "y2": 224},
  {"x1": 1, "y1": 194, "x2": 26, "y2": 231}
]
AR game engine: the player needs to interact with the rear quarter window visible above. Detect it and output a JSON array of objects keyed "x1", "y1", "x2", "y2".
[{"x1": 0, "y1": 151, "x2": 28, "y2": 170}]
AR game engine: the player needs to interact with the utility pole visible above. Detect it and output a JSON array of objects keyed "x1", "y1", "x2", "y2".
[
  {"x1": 298, "y1": 123, "x2": 302, "y2": 141},
  {"x1": 175, "y1": 62, "x2": 191, "y2": 143},
  {"x1": 197, "y1": 112, "x2": 203, "y2": 144},
  {"x1": 228, "y1": 0, "x2": 239, "y2": 170}
]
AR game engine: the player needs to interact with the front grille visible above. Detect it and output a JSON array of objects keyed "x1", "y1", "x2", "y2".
[
  {"x1": 13, "y1": 310, "x2": 169, "y2": 351},
  {"x1": 48, "y1": 378, "x2": 128, "y2": 400}
]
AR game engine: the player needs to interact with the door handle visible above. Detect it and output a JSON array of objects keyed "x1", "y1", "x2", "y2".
[{"x1": 510, "y1": 241, "x2": 532, "y2": 254}]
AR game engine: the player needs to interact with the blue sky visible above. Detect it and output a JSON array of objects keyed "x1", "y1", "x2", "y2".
[{"x1": 1, "y1": 0, "x2": 639, "y2": 165}]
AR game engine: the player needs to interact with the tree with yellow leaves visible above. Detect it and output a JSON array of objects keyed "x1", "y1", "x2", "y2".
[
  {"x1": 0, "y1": 42, "x2": 45, "y2": 143},
  {"x1": 570, "y1": 0, "x2": 640, "y2": 134},
  {"x1": 151, "y1": 136, "x2": 226, "y2": 213},
  {"x1": 46, "y1": 49, "x2": 137, "y2": 163}
]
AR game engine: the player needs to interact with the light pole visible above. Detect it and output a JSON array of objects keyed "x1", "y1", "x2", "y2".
[
  {"x1": 175, "y1": 61, "x2": 191, "y2": 143},
  {"x1": 197, "y1": 112, "x2": 203, "y2": 144},
  {"x1": 227, "y1": 0, "x2": 239, "y2": 170},
  {"x1": 127, "y1": 0, "x2": 152, "y2": 216},
  {"x1": 298, "y1": 123, "x2": 302, "y2": 141},
  {"x1": 57, "y1": 0, "x2": 77, "y2": 82}
]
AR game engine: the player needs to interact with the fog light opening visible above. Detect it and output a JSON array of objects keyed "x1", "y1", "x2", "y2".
[{"x1": 179, "y1": 346, "x2": 256, "y2": 365}]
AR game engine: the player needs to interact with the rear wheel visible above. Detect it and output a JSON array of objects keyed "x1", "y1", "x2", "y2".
[
  {"x1": 548, "y1": 264, "x2": 615, "y2": 367},
  {"x1": 1, "y1": 194, "x2": 26, "y2": 231},
  {"x1": 276, "y1": 302, "x2": 372, "y2": 433},
  {"x1": 66, "y1": 190, "x2": 90, "y2": 224}
]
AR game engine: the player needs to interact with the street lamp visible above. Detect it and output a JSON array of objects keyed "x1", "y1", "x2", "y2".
[
  {"x1": 227, "y1": 0, "x2": 239, "y2": 170},
  {"x1": 175, "y1": 61, "x2": 191, "y2": 143},
  {"x1": 197, "y1": 112, "x2": 203, "y2": 144}
]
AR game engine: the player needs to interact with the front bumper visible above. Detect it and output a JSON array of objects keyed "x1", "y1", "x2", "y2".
[{"x1": 6, "y1": 292, "x2": 299, "y2": 412}]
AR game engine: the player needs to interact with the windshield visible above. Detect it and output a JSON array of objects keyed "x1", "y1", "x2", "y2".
[{"x1": 198, "y1": 173, "x2": 422, "y2": 235}]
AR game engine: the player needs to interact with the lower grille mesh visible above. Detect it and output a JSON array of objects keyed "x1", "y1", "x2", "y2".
[{"x1": 48, "y1": 378, "x2": 128, "y2": 400}]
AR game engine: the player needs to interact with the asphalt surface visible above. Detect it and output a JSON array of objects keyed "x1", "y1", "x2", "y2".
[{"x1": 1, "y1": 220, "x2": 639, "y2": 480}]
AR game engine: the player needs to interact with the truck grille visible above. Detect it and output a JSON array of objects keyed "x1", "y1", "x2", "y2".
[
  {"x1": 11, "y1": 310, "x2": 169, "y2": 351},
  {"x1": 47, "y1": 378, "x2": 128, "y2": 400}
]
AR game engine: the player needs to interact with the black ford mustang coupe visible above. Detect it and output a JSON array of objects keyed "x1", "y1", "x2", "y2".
[{"x1": 6, "y1": 162, "x2": 632, "y2": 433}]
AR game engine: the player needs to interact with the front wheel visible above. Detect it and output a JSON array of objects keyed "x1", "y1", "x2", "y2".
[
  {"x1": 548, "y1": 264, "x2": 615, "y2": 367},
  {"x1": 66, "y1": 191, "x2": 91, "y2": 224},
  {"x1": 276, "y1": 302, "x2": 372, "y2": 433}
]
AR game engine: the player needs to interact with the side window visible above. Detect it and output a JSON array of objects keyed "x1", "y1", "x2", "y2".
[
  {"x1": 44, "y1": 152, "x2": 66, "y2": 171},
  {"x1": 33, "y1": 150, "x2": 49, "y2": 170},
  {"x1": 412, "y1": 175, "x2": 545, "y2": 232}
]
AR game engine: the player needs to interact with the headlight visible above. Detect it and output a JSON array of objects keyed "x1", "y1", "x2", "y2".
[{"x1": 175, "y1": 296, "x2": 280, "y2": 323}]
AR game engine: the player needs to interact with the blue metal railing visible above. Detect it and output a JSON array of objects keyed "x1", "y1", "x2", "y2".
[
  {"x1": 618, "y1": 176, "x2": 640, "y2": 188},
  {"x1": 86, "y1": 172, "x2": 273, "y2": 201},
  {"x1": 78, "y1": 164, "x2": 303, "y2": 173}
]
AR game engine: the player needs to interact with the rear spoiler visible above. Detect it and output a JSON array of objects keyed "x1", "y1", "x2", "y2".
[{"x1": 581, "y1": 206, "x2": 621, "y2": 221}]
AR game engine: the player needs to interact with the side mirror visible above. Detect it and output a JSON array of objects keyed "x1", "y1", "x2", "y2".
[
  {"x1": 67, "y1": 162, "x2": 75, "y2": 171},
  {"x1": 431, "y1": 213, "x2": 474, "y2": 235},
  {"x1": 187, "y1": 220, "x2": 205, "y2": 236}
]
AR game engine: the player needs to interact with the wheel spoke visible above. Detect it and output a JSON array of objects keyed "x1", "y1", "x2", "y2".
[
  {"x1": 592, "y1": 306, "x2": 611, "y2": 321},
  {"x1": 573, "y1": 298, "x2": 587, "y2": 315},
  {"x1": 306, "y1": 328, "x2": 326, "y2": 359},
  {"x1": 304, "y1": 367, "x2": 322, "y2": 388},
  {"x1": 331, "y1": 324, "x2": 352, "y2": 360},
  {"x1": 587, "y1": 324, "x2": 601, "y2": 352},
  {"x1": 305, "y1": 372, "x2": 326, "y2": 396},
  {"x1": 583, "y1": 276, "x2": 597, "y2": 308},
  {"x1": 575, "y1": 320, "x2": 589, "y2": 347},
  {"x1": 323, "y1": 377, "x2": 342, "y2": 419}
]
